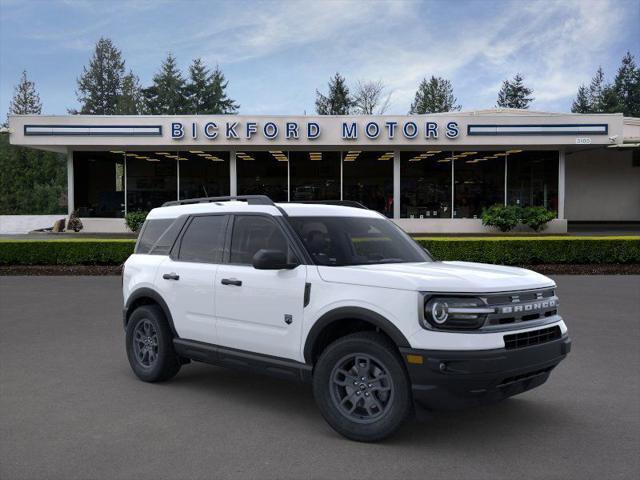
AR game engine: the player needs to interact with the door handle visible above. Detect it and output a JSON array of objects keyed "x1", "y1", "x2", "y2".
[
  {"x1": 221, "y1": 278, "x2": 242, "y2": 286},
  {"x1": 162, "y1": 272, "x2": 180, "y2": 281}
]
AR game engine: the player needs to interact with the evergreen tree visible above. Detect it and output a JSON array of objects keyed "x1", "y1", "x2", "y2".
[
  {"x1": 613, "y1": 51, "x2": 640, "y2": 117},
  {"x1": 116, "y1": 71, "x2": 144, "y2": 115},
  {"x1": 8, "y1": 70, "x2": 42, "y2": 116},
  {"x1": 409, "y1": 76, "x2": 460, "y2": 114},
  {"x1": 496, "y1": 73, "x2": 534, "y2": 109},
  {"x1": 587, "y1": 67, "x2": 607, "y2": 112},
  {"x1": 143, "y1": 53, "x2": 188, "y2": 114},
  {"x1": 185, "y1": 59, "x2": 239, "y2": 114},
  {"x1": 571, "y1": 85, "x2": 591, "y2": 113},
  {"x1": 315, "y1": 73, "x2": 353, "y2": 115},
  {"x1": 75, "y1": 37, "x2": 126, "y2": 114},
  {"x1": 207, "y1": 65, "x2": 239, "y2": 114}
]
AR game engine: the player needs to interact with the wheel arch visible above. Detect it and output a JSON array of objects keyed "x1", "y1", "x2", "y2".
[
  {"x1": 124, "y1": 287, "x2": 178, "y2": 338},
  {"x1": 303, "y1": 307, "x2": 410, "y2": 364}
]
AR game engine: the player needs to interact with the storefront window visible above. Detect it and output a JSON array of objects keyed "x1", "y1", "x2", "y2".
[
  {"x1": 289, "y1": 151, "x2": 340, "y2": 201},
  {"x1": 126, "y1": 152, "x2": 177, "y2": 212},
  {"x1": 343, "y1": 151, "x2": 393, "y2": 216},
  {"x1": 178, "y1": 151, "x2": 230, "y2": 199},
  {"x1": 73, "y1": 151, "x2": 125, "y2": 217},
  {"x1": 400, "y1": 151, "x2": 452, "y2": 218},
  {"x1": 236, "y1": 151, "x2": 288, "y2": 202},
  {"x1": 507, "y1": 150, "x2": 558, "y2": 212},
  {"x1": 453, "y1": 151, "x2": 505, "y2": 218}
]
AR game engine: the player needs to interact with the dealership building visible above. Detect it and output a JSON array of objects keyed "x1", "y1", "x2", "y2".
[{"x1": 7, "y1": 109, "x2": 640, "y2": 233}]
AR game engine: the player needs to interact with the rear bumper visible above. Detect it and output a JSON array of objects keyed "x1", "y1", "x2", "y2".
[{"x1": 400, "y1": 334, "x2": 571, "y2": 410}]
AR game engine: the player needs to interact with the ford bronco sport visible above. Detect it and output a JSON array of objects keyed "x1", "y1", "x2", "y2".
[{"x1": 122, "y1": 195, "x2": 570, "y2": 441}]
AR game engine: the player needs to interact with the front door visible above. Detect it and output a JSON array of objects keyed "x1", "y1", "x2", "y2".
[
  {"x1": 215, "y1": 215, "x2": 307, "y2": 361},
  {"x1": 155, "y1": 214, "x2": 229, "y2": 345}
]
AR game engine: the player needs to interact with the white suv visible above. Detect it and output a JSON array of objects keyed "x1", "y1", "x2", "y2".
[{"x1": 122, "y1": 195, "x2": 570, "y2": 441}]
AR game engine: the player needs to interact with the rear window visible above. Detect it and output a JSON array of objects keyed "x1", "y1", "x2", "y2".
[
  {"x1": 177, "y1": 215, "x2": 228, "y2": 263},
  {"x1": 135, "y1": 219, "x2": 173, "y2": 254}
]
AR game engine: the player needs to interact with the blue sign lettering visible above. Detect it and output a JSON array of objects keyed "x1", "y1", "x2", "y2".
[
  {"x1": 307, "y1": 122, "x2": 320, "y2": 139},
  {"x1": 385, "y1": 121, "x2": 397, "y2": 139},
  {"x1": 403, "y1": 121, "x2": 418, "y2": 139},
  {"x1": 342, "y1": 122, "x2": 358, "y2": 139},
  {"x1": 226, "y1": 122, "x2": 239, "y2": 139},
  {"x1": 365, "y1": 122, "x2": 380, "y2": 139},
  {"x1": 204, "y1": 122, "x2": 218, "y2": 139},
  {"x1": 446, "y1": 121, "x2": 459, "y2": 139},
  {"x1": 263, "y1": 122, "x2": 278, "y2": 139},
  {"x1": 246, "y1": 122, "x2": 258, "y2": 139},
  {"x1": 425, "y1": 122, "x2": 438, "y2": 139},
  {"x1": 286, "y1": 122, "x2": 299, "y2": 139},
  {"x1": 171, "y1": 122, "x2": 184, "y2": 139}
]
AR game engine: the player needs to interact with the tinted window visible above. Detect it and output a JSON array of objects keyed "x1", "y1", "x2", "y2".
[
  {"x1": 136, "y1": 219, "x2": 173, "y2": 254},
  {"x1": 229, "y1": 216, "x2": 291, "y2": 265},
  {"x1": 178, "y1": 215, "x2": 228, "y2": 263},
  {"x1": 149, "y1": 217, "x2": 187, "y2": 255},
  {"x1": 289, "y1": 216, "x2": 431, "y2": 266}
]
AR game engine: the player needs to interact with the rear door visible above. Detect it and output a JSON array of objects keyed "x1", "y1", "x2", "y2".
[
  {"x1": 214, "y1": 214, "x2": 307, "y2": 361},
  {"x1": 155, "y1": 214, "x2": 229, "y2": 344}
]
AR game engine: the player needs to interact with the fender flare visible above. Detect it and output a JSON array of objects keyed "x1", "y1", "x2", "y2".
[
  {"x1": 124, "y1": 287, "x2": 178, "y2": 337},
  {"x1": 303, "y1": 306, "x2": 410, "y2": 363}
]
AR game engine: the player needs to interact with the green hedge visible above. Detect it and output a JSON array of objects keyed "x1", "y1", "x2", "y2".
[
  {"x1": 0, "y1": 237, "x2": 638, "y2": 266},
  {"x1": 415, "y1": 237, "x2": 640, "y2": 265},
  {"x1": 0, "y1": 239, "x2": 136, "y2": 265}
]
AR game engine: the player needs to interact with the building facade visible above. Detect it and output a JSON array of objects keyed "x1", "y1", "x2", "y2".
[{"x1": 8, "y1": 109, "x2": 640, "y2": 233}]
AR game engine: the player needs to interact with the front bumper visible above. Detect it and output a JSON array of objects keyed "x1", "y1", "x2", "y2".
[{"x1": 400, "y1": 334, "x2": 571, "y2": 410}]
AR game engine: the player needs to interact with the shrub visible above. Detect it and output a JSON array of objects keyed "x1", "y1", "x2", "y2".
[
  {"x1": 125, "y1": 211, "x2": 148, "y2": 233},
  {"x1": 0, "y1": 240, "x2": 135, "y2": 265},
  {"x1": 0, "y1": 237, "x2": 638, "y2": 267},
  {"x1": 416, "y1": 237, "x2": 640, "y2": 265},
  {"x1": 521, "y1": 206, "x2": 556, "y2": 232},
  {"x1": 67, "y1": 210, "x2": 83, "y2": 232},
  {"x1": 481, "y1": 205, "x2": 520, "y2": 232}
]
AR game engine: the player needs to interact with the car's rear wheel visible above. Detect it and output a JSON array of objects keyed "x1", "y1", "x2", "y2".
[
  {"x1": 126, "y1": 305, "x2": 181, "y2": 382},
  {"x1": 313, "y1": 332, "x2": 411, "y2": 442}
]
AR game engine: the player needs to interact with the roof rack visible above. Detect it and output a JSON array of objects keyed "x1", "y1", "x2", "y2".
[
  {"x1": 289, "y1": 200, "x2": 369, "y2": 210},
  {"x1": 162, "y1": 195, "x2": 275, "y2": 207}
]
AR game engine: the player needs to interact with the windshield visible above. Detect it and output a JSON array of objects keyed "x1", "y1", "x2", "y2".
[{"x1": 288, "y1": 216, "x2": 432, "y2": 266}]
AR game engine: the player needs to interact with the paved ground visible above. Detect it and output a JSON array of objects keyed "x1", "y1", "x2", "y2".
[{"x1": 1, "y1": 276, "x2": 638, "y2": 480}]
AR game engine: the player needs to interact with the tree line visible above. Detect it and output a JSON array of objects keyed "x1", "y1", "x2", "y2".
[{"x1": 1, "y1": 37, "x2": 638, "y2": 216}]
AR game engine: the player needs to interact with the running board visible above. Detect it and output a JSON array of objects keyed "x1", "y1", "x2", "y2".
[{"x1": 173, "y1": 338, "x2": 312, "y2": 383}]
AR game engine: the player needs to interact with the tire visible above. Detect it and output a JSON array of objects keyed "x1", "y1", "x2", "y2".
[
  {"x1": 313, "y1": 331, "x2": 412, "y2": 442},
  {"x1": 126, "y1": 304, "x2": 181, "y2": 382}
]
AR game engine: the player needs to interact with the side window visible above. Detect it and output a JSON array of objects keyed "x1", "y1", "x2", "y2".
[
  {"x1": 136, "y1": 219, "x2": 173, "y2": 254},
  {"x1": 229, "y1": 216, "x2": 292, "y2": 265},
  {"x1": 178, "y1": 215, "x2": 228, "y2": 263}
]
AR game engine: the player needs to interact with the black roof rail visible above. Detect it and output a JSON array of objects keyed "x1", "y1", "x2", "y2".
[
  {"x1": 162, "y1": 195, "x2": 275, "y2": 207},
  {"x1": 288, "y1": 200, "x2": 369, "y2": 210}
]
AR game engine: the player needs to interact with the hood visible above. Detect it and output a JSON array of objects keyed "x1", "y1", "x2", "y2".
[{"x1": 317, "y1": 261, "x2": 555, "y2": 293}]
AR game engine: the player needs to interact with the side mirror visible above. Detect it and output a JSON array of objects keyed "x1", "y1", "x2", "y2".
[{"x1": 252, "y1": 249, "x2": 297, "y2": 270}]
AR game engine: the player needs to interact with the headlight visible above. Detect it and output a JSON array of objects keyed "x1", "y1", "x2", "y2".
[{"x1": 423, "y1": 297, "x2": 494, "y2": 330}]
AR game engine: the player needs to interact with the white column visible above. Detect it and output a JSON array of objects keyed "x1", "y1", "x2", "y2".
[
  {"x1": 66, "y1": 149, "x2": 74, "y2": 216},
  {"x1": 176, "y1": 158, "x2": 180, "y2": 200},
  {"x1": 124, "y1": 155, "x2": 127, "y2": 216},
  {"x1": 558, "y1": 149, "x2": 566, "y2": 219},
  {"x1": 504, "y1": 154, "x2": 508, "y2": 205},
  {"x1": 229, "y1": 150, "x2": 237, "y2": 196},
  {"x1": 393, "y1": 150, "x2": 400, "y2": 219}
]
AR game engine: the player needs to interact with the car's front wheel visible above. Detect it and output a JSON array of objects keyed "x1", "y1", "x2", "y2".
[
  {"x1": 313, "y1": 332, "x2": 412, "y2": 442},
  {"x1": 126, "y1": 305, "x2": 181, "y2": 382}
]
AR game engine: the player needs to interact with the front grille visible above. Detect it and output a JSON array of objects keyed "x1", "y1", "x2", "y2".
[
  {"x1": 483, "y1": 288, "x2": 558, "y2": 328},
  {"x1": 503, "y1": 326, "x2": 561, "y2": 350}
]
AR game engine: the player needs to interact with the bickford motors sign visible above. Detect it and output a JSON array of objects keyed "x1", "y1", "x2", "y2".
[{"x1": 171, "y1": 119, "x2": 461, "y2": 141}]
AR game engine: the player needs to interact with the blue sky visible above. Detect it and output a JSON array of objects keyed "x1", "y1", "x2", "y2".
[{"x1": 1, "y1": 0, "x2": 638, "y2": 117}]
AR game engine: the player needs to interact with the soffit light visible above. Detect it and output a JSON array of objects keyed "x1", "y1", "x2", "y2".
[
  {"x1": 427, "y1": 150, "x2": 442, "y2": 154},
  {"x1": 378, "y1": 152, "x2": 394, "y2": 161},
  {"x1": 507, "y1": 150, "x2": 523, "y2": 154},
  {"x1": 155, "y1": 152, "x2": 170, "y2": 155},
  {"x1": 310, "y1": 152, "x2": 322, "y2": 161},
  {"x1": 135, "y1": 155, "x2": 149, "y2": 159},
  {"x1": 344, "y1": 150, "x2": 361, "y2": 162},
  {"x1": 146, "y1": 158, "x2": 160, "y2": 162},
  {"x1": 125, "y1": 153, "x2": 137, "y2": 157},
  {"x1": 189, "y1": 151, "x2": 204, "y2": 154},
  {"x1": 110, "y1": 150, "x2": 125, "y2": 154},
  {"x1": 437, "y1": 159, "x2": 450, "y2": 163}
]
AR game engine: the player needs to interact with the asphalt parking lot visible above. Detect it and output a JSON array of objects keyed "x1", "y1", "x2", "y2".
[{"x1": 1, "y1": 276, "x2": 639, "y2": 480}]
